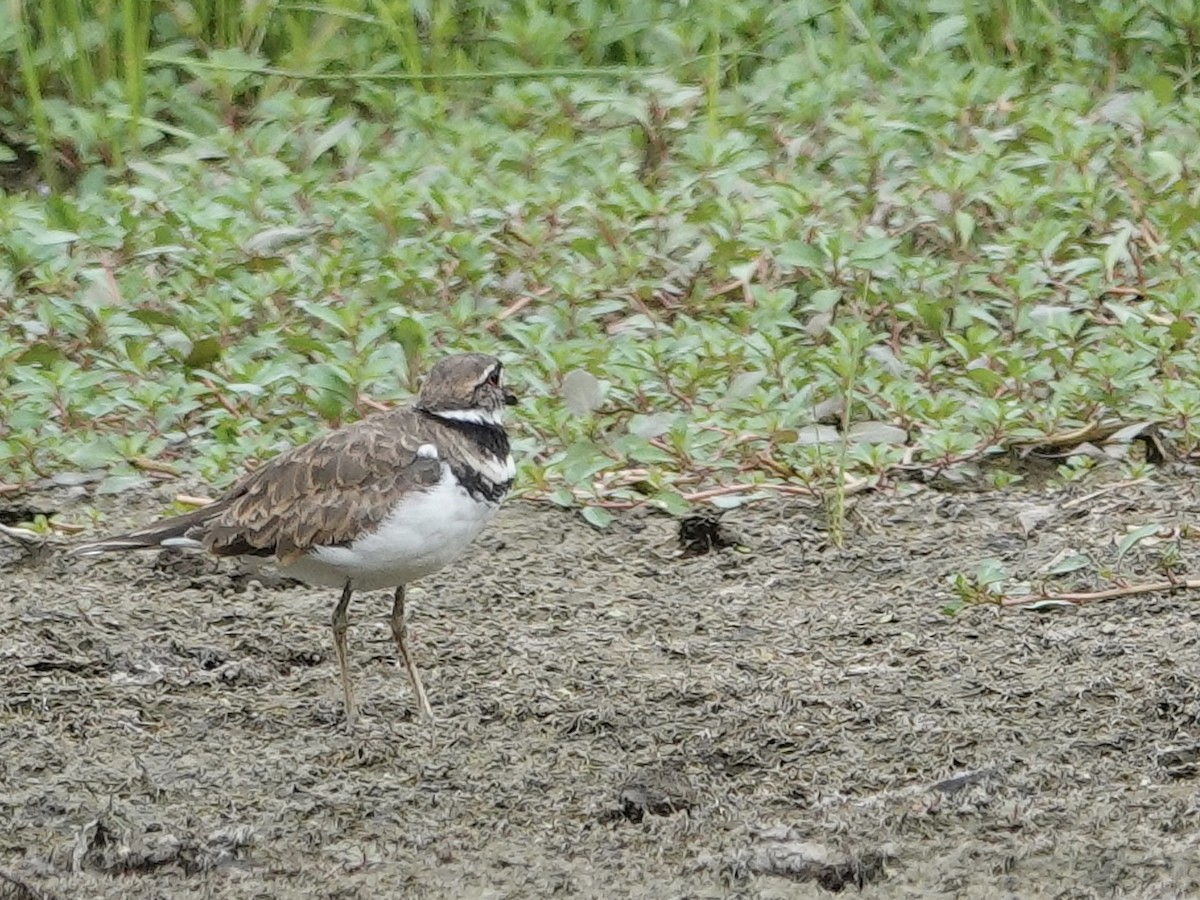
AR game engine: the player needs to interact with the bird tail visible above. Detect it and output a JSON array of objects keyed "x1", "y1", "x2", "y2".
[{"x1": 69, "y1": 506, "x2": 216, "y2": 556}]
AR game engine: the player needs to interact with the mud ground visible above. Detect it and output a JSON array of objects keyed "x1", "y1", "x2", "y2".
[{"x1": 4, "y1": 474, "x2": 1200, "y2": 899}]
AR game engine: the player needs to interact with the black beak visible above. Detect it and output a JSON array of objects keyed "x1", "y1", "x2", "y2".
[{"x1": 503, "y1": 386, "x2": 518, "y2": 406}]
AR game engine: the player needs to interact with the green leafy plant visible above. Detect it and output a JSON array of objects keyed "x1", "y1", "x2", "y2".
[{"x1": 3, "y1": 1, "x2": 1200, "y2": 542}]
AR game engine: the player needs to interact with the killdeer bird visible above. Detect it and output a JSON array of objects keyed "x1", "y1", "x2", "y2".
[{"x1": 71, "y1": 352, "x2": 517, "y2": 726}]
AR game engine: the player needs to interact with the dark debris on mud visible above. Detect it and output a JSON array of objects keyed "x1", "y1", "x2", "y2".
[{"x1": 5, "y1": 474, "x2": 1200, "y2": 898}]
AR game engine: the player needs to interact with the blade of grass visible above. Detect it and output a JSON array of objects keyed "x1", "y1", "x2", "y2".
[
  {"x1": 144, "y1": 53, "x2": 651, "y2": 82},
  {"x1": 707, "y1": 0, "x2": 721, "y2": 135},
  {"x1": 62, "y1": 0, "x2": 100, "y2": 102},
  {"x1": 10, "y1": 0, "x2": 59, "y2": 190},
  {"x1": 118, "y1": 0, "x2": 147, "y2": 166},
  {"x1": 370, "y1": 0, "x2": 427, "y2": 91},
  {"x1": 95, "y1": 0, "x2": 115, "y2": 81}
]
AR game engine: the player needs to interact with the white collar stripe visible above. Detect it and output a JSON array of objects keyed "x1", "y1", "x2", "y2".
[{"x1": 435, "y1": 408, "x2": 503, "y2": 426}]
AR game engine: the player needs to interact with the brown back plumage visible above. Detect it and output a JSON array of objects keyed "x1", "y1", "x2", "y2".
[{"x1": 200, "y1": 409, "x2": 445, "y2": 563}]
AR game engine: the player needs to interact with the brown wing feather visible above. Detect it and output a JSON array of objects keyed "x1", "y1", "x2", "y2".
[{"x1": 197, "y1": 408, "x2": 442, "y2": 564}]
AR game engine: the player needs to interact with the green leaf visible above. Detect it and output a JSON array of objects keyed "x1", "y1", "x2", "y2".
[
  {"x1": 548, "y1": 487, "x2": 575, "y2": 508},
  {"x1": 184, "y1": 337, "x2": 223, "y2": 369},
  {"x1": 129, "y1": 309, "x2": 181, "y2": 327},
  {"x1": 97, "y1": 474, "x2": 151, "y2": 495},
  {"x1": 16, "y1": 343, "x2": 65, "y2": 367},
  {"x1": 581, "y1": 506, "x2": 613, "y2": 529},
  {"x1": 243, "y1": 226, "x2": 316, "y2": 257},
  {"x1": 974, "y1": 559, "x2": 1008, "y2": 587},
  {"x1": 808, "y1": 288, "x2": 842, "y2": 311},
  {"x1": 303, "y1": 302, "x2": 350, "y2": 334},
  {"x1": 1148, "y1": 150, "x2": 1182, "y2": 184},
  {"x1": 389, "y1": 316, "x2": 427, "y2": 359},
  {"x1": 1103, "y1": 223, "x2": 1134, "y2": 279},
  {"x1": 205, "y1": 47, "x2": 268, "y2": 87},
  {"x1": 64, "y1": 440, "x2": 120, "y2": 469},
  {"x1": 1148, "y1": 75, "x2": 1175, "y2": 105},
  {"x1": 711, "y1": 491, "x2": 769, "y2": 509},
  {"x1": 614, "y1": 435, "x2": 674, "y2": 465},
  {"x1": 927, "y1": 14, "x2": 967, "y2": 50},
  {"x1": 628, "y1": 413, "x2": 674, "y2": 439},
  {"x1": 31, "y1": 230, "x2": 80, "y2": 246},
  {"x1": 284, "y1": 333, "x2": 328, "y2": 355},
  {"x1": 776, "y1": 241, "x2": 826, "y2": 269},
  {"x1": 559, "y1": 441, "x2": 613, "y2": 485},
  {"x1": 847, "y1": 237, "x2": 899, "y2": 264},
  {"x1": 724, "y1": 371, "x2": 764, "y2": 404},
  {"x1": 562, "y1": 368, "x2": 604, "y2": 415},
  {"x1": 1116, "y1": 524, "x2": 1162, "y2": 566},
  {"x1": 954, "y1": 210, "x2": 975, "y2": 247},
  {"x1": 650, "y1": 488, "x2": 690, "y2": 515},
  {"x1": 1044, "y1": 554, "x2": 1091, "y2": 575},
  {"x1": 310, "y1": 116, "x2": 357, "y2": 162}
]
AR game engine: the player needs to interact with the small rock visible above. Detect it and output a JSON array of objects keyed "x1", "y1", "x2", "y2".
[
  {"x1": 732, "y1": 828, "x2": 895, "y2": 890},
  {"x1": 615, "y1": 768, "x2": 695, "y2": 823},
  {"x1": 678, "y1": 510, "x2": 735, "y2": 558}
]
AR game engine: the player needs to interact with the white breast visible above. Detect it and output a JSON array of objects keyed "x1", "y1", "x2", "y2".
[{"x1": 279, "y1": 464, "x2": 501, "y2": 592}]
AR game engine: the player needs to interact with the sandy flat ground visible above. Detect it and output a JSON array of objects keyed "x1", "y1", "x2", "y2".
[{"x1": 4, "y1": 476, "x2": 1200, "y2": 898}]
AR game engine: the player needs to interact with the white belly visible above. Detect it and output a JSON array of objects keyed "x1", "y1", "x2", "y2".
[{"x1": 279, "y1": 467, "x2": 499, "y2": 592}]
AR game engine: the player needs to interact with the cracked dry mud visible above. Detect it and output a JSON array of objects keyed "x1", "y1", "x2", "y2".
[{"x1": 4, "y1": 475, "x2": 1200, "y2": 899}]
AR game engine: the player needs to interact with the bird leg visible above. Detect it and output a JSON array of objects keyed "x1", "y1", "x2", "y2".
[
  {"x1": 391, "y1": 585, "x2": 433, "y2": 721},
  {"x1": 332, "y1": 583, "x2": 357, "y2": 726}
]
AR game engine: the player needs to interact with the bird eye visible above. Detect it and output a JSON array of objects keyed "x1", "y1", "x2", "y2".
[{"x1": 487, "y1": 367, "x2": 501, "y2": 387}]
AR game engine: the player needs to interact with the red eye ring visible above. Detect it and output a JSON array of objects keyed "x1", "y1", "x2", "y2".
[{"x1": 487, "y1": 367, "x2": 501, "y2": 386}]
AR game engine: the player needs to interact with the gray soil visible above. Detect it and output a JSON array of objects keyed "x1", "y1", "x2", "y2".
[{"x1": 4, "y1": 475, "x2": 1200, "y2": 899}]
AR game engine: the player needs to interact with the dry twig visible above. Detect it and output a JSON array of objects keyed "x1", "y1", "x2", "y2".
[
  {"x1": 174, "y1": 494, "x2": 215, "y2": 508},
  {"x1": 1003, "y1": 578, "x2": 1200, "y2": 609},
  {"x1": 130, "y1": 456, "x2": 180, "y2": 477}
]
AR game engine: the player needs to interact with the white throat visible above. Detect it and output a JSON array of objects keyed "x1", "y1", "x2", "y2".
[{"x1": 434, "y1": 407, "x2": 503, "y2": 427}]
